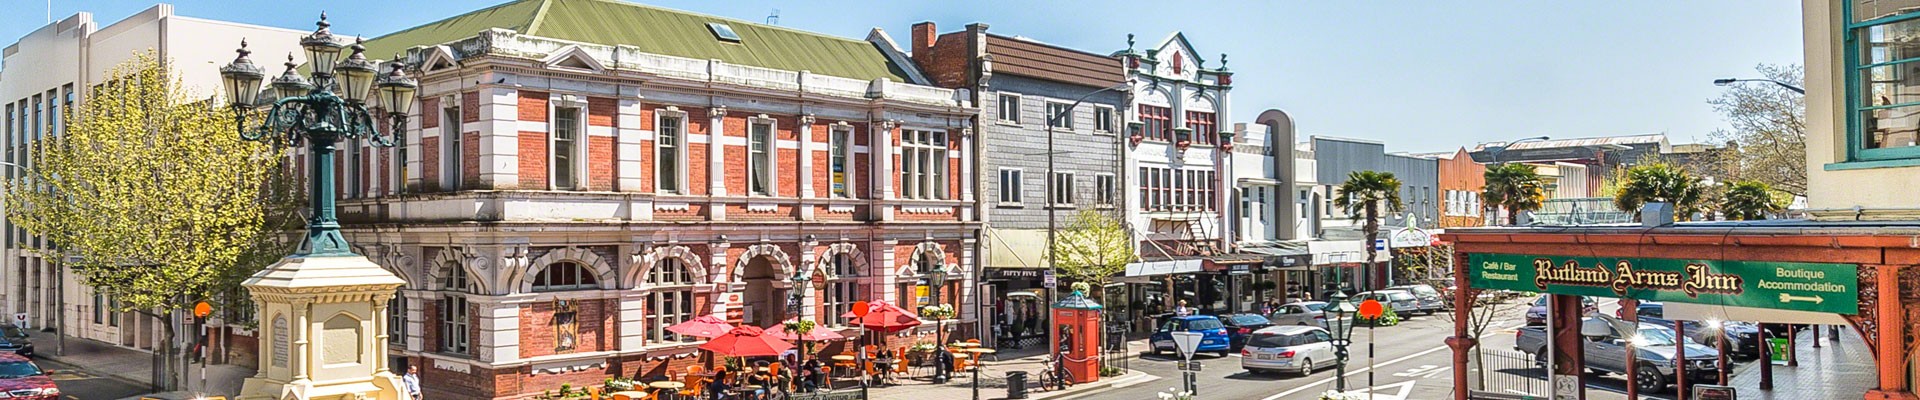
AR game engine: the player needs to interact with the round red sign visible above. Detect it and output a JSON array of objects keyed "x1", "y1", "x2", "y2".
[{"x1": 1358, "y1": 299, "x2": 1384, "y2": 319}]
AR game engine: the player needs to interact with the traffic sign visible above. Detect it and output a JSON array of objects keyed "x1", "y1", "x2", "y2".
[
  {"x1": 1358, "y1": 299, "x2": 1384, "y2": 319},
  {"x1": 194, "y1": 301, "x2": 213, "y2": 318},
  {"x1": 1176, "y1": 361, "x2": 1204, "y2": 371},
  {"x1": 10, "y1": 313, "x2": 24, "y2": 329},
  {"x1": 1170, "y1": 331, "x2": 1205, "y2": 361},
  {"x1": 1374, "y1": 239, "x2": 1388, "y2": 251},
  {"x1": 1468, "y1": 253, "x2": 1859, "y2": 314},
  {"x1": 1043, "y1": 270, "x2": 1057, "y2": 289}
]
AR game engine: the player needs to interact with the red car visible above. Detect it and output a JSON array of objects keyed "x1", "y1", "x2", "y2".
[{"x1": 0, "y1": 353, "x2": 57, "y2": 399}]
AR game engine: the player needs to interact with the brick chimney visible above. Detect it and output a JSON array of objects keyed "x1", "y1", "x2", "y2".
[{"x1": 911, "y1": 21, "x2": 936, "y2": 66}]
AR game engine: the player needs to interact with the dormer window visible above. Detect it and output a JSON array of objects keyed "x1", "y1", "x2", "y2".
[{"x1": 707, "y1": 23, "x2": 742, "y2": 43}]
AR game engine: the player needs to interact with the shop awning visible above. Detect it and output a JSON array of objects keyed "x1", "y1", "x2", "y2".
[
  {"x1": 1124, "y1": 258, "x2": 1204, "y2": 277},
  {"x1": 1237, "y1": 241, "x2": 1314, "y2": 270},
  {"x1": 1308, "y1": 240, "x2": 1366, "y2": 265}
]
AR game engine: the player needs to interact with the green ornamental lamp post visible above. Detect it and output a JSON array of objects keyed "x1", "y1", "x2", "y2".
[
  {"x1": 218, "y1": 13, "x2": 417, "y2": 400},
  {"x1": 1322, "y1": 292, "x2": 1358, "y2": 393}
]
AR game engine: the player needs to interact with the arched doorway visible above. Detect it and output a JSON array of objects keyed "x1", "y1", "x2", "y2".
[{"x1": 742, "y1": 255, "x2": 789, "y2": 328}]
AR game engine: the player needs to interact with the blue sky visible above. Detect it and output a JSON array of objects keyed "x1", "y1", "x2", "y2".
[{"x1": 16, "y1": 1, "x2": 1801, "y2": 153}]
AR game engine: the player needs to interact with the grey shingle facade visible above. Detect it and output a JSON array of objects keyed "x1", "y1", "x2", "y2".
[
  {"x1": 1312, "y1": 136, "x2": 1440, "y2": 229},
  {"x1": 980, "y1": 74, "x2": 1128, "y2": 229}
]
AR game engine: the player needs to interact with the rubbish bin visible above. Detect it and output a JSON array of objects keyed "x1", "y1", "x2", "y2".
[{"x1": 1006, "y1": 370, "x2": 1029, "y2": 399}]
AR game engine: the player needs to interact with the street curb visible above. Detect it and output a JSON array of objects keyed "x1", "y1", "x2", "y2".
[
  {"x1": 34, "y1": 352, "x2": 153, "y2": 391},
  {"x1": 1031, "y1": 371, "x2": 1159, "y2": 400}
]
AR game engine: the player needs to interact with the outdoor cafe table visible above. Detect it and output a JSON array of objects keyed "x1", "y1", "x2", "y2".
[
  {"x1": 949, "y1": 342, "x2": 980, "y2": 348},
  {"x1": 646, "y1": 381, "x2": 684, "y2": 400},
  {"x1": 965, "y1": 347, "x2": 996, "y2": 361},
  {"x1": 608, "y1": 391, "x2": 648, "y2": 400}
]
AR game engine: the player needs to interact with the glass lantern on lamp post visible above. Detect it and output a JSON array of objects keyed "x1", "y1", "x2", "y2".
[
  {"x1": 1322, "y1": 292, "x2": 1358, "y2": 392},
  {"x1": 217, "y1": 12, "x2": 416, "y2": 256}
]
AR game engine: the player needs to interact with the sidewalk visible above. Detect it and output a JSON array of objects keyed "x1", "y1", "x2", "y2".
[
  {"x1": 864, "y1": 340, "x2": 1157, "y2": 400},
  {"x1": 22, "y1": 330, "x2": 255, "y2": 399},
  {"x1": 1726, "y1": 326, "x2": 1876, "y2": 399}
]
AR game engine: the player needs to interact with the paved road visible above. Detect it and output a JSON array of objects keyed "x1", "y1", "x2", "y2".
[{"x1": 35, "y1": 356, "x2": 148, "y2": 400}]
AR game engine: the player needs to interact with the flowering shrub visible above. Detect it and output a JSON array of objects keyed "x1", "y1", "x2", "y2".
[{"x1": 920, "y1": 304, "x2": 956, "y2": 320}]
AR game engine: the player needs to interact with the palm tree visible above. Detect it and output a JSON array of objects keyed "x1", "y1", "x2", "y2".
[
  {"x1": 1481, "y1": 163, "x2": 1547, "y2": 226},
  {"x1": 1721, "y1": 180, "x2": 1782, "y2": 221},
  {"x1": 1613, "y1": 163, "x2": 1706, "y2": 220},
  {"x1": 1334, "y1": 170, "x2": 1403, "y2": 292}
]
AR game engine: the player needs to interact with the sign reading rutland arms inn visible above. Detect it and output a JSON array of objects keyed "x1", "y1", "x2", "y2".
[{"x1": 1467, "y1": 254, "x2": 1858, "y2": 314}]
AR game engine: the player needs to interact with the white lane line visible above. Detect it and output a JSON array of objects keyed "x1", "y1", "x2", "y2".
[{"x1": 1261, "y1": 345, "x2": 1453, "y2": 400}]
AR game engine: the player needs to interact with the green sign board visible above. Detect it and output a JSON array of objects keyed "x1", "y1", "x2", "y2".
[{"x1": 1467, "y1": 254, "x2": 1858, "y2": 314}]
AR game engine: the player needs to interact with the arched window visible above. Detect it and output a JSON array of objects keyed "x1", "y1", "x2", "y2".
[
  {"x1": 895, "y1": 250, "x2": 952, "y2": 313},
  {"x1": 822, "y1": 253, "x2": 863, "y2": 326},
  {"x1": 532, "y1": 262, "x2": 599, "y2": 292},
  {"x1": 437, "y1": 261, "x2": 472, "y2": 354},
  {"x1": 646, "y1": 258, "x2": 697, "y2": 343}
]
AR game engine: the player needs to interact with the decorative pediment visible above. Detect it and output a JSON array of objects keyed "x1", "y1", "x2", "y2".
[{"x1": 543, "y1": 45, "x2": 606, "y2": 73}]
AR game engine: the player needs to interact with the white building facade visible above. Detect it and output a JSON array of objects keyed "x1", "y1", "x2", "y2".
[
  {"x1": 1117, "y1": 33, "x2": 1235, "y2": 260},
  {"x1": 0, "y1": 4, "x2": 305, "y2": 360}
]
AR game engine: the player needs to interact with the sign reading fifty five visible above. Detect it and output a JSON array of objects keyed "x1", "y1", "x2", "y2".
[{"x1": 1467, "y1": 253, "x2": 1858, "y2": 314}]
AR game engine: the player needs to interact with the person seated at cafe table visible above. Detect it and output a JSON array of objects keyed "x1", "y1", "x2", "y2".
[
  {"x1": 799, "y1": 358, "x2": 824, "y2": 392},
  {"x1": 745, "y1": 361, "x2": 773, "y2": 400},
  {"x1": 705, "y1": 369, "x2": 733, "y2": 400}
]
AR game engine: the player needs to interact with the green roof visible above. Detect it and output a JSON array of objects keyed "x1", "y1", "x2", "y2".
[{"x1": 364, "y1": 0, "x2": 911, "y2": 82}]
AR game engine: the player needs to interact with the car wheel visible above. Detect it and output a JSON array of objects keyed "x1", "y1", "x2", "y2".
[
  {"x1": 1299, "y1": 358, "x2": 1315, "y2": 377},
  {"x1": 1589, "y1": 368, "x2": 1609, "y2": 376},
  {"x1": 1635, "y1": 362, "x2": 1668, "y2": 393},
  {"x1": 1534, "y1": 350, "x2": 1548, "y2": 369},
  {"x1": 1218, "y1": 350, "x2": 1232, "y2": 357}
]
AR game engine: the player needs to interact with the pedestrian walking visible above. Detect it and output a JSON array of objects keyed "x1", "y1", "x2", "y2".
[{"x1": 403, "y1": 365, "x2": 422, "y2": 400}]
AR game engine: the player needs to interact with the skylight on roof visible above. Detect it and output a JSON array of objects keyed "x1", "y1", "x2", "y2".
[{"x1": 707, "y1": 22, "x2": 741, "y2": 43}]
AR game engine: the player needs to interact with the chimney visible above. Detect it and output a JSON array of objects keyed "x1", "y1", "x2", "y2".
[{"x1": 911, "y1": 21, "x2": 937, "y2": 65}]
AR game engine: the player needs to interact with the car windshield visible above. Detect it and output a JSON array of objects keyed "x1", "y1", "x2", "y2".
[
  {"x1": 0, "y1": 326, "x2": 21, "y2": 339},
  {"x1": 1389, "y1": 292, "x2": 1416, "y2": 301},
  {"x1": 1533, "y1": 296, "x2": 1549, "y2": 306},
  {"x1": 1184, "y1": 319, "x2": 1224, "y2": 330},
  {"x1": 1302, "y1": 303, "x2": 1327, "y2": 312},
  {"x1": 1632, "y1": 328, "x2": 1687, "y2": 346},
  {"x1": 1248, "y1": 333, "x2": 1304, "y2": 348},
  {"x1": 0, "y1": 361, "x2": 40, "y2": 379},
  {"x1": 1229, "y1": 315, "x2": 1270, "y2": 325}
]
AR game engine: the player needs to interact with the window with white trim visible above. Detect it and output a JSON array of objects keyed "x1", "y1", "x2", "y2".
[
  {"x1": 749, "y1": 120, "x2": 775, "y2": 196},
  {"x1": 646, "y1": 258, "x2": 697, "y2": 343},
  {"x1": 1047, "y1": 102, "x2": 1072, "y2": 129},
  {"x1": 532, "y1": 262, "x2": 599, "y2": 292},
  {"x1": 439, "y1": 264, "x2": 472, "y2": 354},
  {"x1": 822, "y1": 253, "x2": 862, "y2": 326},
  {"x1": 1093, "y1": 106, "x2": 1115, "y2": 133},
  {"x1": 388, "y1": 291, "x2": 405, "y2": 344},
  {"x1": 998, "y1": 168, "x2": 1023, "y2": 204},
  {"x1": 1096, "y1": 174, "x2": 1116, "y2": 206},
  {"x1": 830, "y1": 126, "x2": 853, "y2": 198},
  {"x1": 657, "y1": 112, "x2": 685, "y2": 194},
  {"x1": 1051, "y1": 172, "x2": 1075, "y2": 206},
  {"x1": 998, "y1": 94, "x2": 1021, "y2": 124},
  {"x1": 552, "y1": 107, "x2": 582, "y2": 190},
  {"x1": 443, "y1": 103, "x2": 462, "y2": 191},
  {"x1": 900, "y1": 129, "x2": 948, "y2": 199}
]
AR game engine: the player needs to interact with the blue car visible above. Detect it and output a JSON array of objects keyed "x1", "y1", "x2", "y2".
[{"x1": 1150, "y1": 315, "x2": 1233, "y2": 357}]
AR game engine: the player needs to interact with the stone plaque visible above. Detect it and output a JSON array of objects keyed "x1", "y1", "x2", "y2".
[{"x1": 271, "y1": 315, "x2": 289, "y2": 368}]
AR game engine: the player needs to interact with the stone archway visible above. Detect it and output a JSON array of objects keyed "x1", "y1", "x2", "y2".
[
  {"x1": 427, "y1": 247, "x2": 489, "y2": 294},
  {"x1": 516, "y1": 247, "x2": 617, "y2": 293},
  {"x1": 734, "y1": 244, "x2": 796, "y2": 328},
  {"x1": 630, "y1": 245, "x2": 712, "y2": 289}
]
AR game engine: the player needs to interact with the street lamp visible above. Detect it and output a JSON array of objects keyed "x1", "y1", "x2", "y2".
[
  {"x1": 1713, "y1": 77, "x2": 1806, "y2": 94},
  {"x1": 1322, "y1": 292, "x2": 1358, "y2": 392},
  {"x1": 217, "y1": 13, "x2": 415, "y2": 256}
]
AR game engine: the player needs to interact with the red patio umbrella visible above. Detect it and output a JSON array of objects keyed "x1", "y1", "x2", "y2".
[
  {"x1": 842, "y1": 301, "x2": 922, "y2": 332},
  {"x1": 666, "y1": 314, "x2": 734, "y2": 338},
  {"x1": 699, "y1": 325, "x2": 794, "y2": 357},
  {"x1": 765, "y1": 319, "x2": 847, "y2": 342}
]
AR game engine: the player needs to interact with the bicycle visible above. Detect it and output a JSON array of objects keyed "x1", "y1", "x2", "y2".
[{"x1": 1035, "y1": 354, "x2": 1076, "y2": 392}]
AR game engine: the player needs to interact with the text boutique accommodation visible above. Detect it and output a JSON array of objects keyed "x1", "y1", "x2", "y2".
[{"x1": 322, "y1": 0, "x2": 981, "y2": 397}]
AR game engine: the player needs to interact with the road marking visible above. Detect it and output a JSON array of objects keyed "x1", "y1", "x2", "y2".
[
  {"x1": 1392, "y1": 365, "x2": 1449, "y2": 379},
  {"x1": 1260, "y1": 344, "x2": 1452, "y2": 400},
  {"x1": 1341, "y1": 381, "x2": 1417, "y2": 400}
]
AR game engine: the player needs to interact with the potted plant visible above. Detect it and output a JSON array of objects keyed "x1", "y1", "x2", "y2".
[{"x1": 906, "y1": 342, "x2": 938, "y2": 366}]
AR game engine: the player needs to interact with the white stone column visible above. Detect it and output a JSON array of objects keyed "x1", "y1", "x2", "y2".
[
  {"x1": 293, "y1": 300, "x2": 311, "y2": 382},
  {"x1": 475, "y1": 298, "x2": 520, "y2": 364},
  {"x1": 405, "y1": 291, "x2": 427, "y2": 353},
  {"x1": 875, "y1": 239, "x2": 897, "y2": 305},
  {"x1": 619, "y1": 291, "x2": 648, "y2": 350},
  {"x1": 798, "y1": 241, "x2": 817, "y2": 321},
  {"x1": 616, "y1": 95, "x2": 646, "y2": 192},
  {"x1": 958, "y1": 127, "x2": 975, "y2": 222},
  {"x1": 480, "y1": 87, "x2": 523, "y2": 189},
  {"x1": 371, "y1": 296, "x2": 390, "y2": 374},
  {"x1": 798, "y1": 114, "x2": 817, "y2": 221},
  {"x1": 708, "y1": 106, "x2": 729, "y2": 220},
  {"x1": 405, "y1": 105, "x2": 423, "y2": 192},
  {"x1": 873, "y1": 120, "x2": 897, "y2": 222}
]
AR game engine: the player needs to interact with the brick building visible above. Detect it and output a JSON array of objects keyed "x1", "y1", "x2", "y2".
[
  {"x1": 344, "y1": 0, "x2": 979, "y2": 397},
  {"x1": 1430, "y1": 148, "x2": 1486, "y2": 229}
]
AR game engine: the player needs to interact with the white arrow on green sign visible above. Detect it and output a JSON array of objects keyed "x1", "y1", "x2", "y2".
[{"x1": 1467, "y1": 254, "x2": 1857, "y2": 314}]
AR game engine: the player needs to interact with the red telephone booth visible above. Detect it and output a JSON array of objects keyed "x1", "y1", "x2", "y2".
[{"x1": 1050, "y1": 291, "x2": 1103, "y2": 384}]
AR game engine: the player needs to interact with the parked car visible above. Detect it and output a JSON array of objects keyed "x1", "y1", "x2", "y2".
[
  {"x1": 1215, "y1": 314, "x2": 1275, "y2": 350},
  {"x1": 0, "y1": 353, "x2": 56, "y2": 399},
  {"x1": 0, "y1": 324, "x2": 30, "y2": 357},
  {"x1": 1240, "y1": 325, "x2": 1338, "y2": 376},
  {"x1": 1625, "y1": 302, "x2": 1762, "y2": 358},
  {"x1": 1267, "y1": 301, "x2": 1337, "y2": 328},
  {"x1": 1385, "y1": 284, "x2": 1445, "y2": 314},
  {"x1": 1524, "y1": 295, "x2": 1598, "y2": 326},
  {"x1": 1150, "y1": 315, "x2": 1233, "y2": 357},
  {"x1": 1514, "y1": 315, "x2": 1719, "y2": 393},
  {"x1": 1354, "y1": 290, "x2": 1420, "y2": 318}
]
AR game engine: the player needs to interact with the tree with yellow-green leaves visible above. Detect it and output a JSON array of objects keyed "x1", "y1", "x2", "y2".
[
  {"x1": 2, "y1": 51, "x2": 300, "y2": 391},
  {"x1": 1050, "y1": 209, "x2": 1136, "y2": 302}
]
